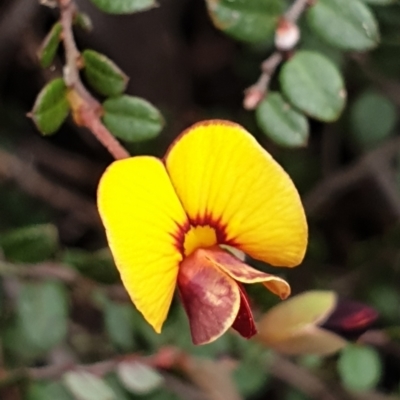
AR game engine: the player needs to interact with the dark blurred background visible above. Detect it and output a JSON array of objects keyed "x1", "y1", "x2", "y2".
[{"x1": 1, "y1": 0, "x2": 400, "y2": 399}]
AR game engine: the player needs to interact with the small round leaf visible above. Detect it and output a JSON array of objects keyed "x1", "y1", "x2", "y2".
[
  {"x1": 280, "y1": 51, "x2": 346, "y2": 122},
  {"x1": 307, "y1": 0, "x2": 380, "y2": 51},
  {"x1": 0, "y1": 224, "x2": 58, "y2": 263},
  {"x1": 38, "y1": 22, "x2": 62, "y2": 68},
  {"x1": 104, "y1": 300, "x2": 136, "y2": 350},
  {"x1": 28, "y1": 382, "x2": 73, "y2": 400},
  {"x1": 63, "y1": 371, "x2": 116, "y2": 400},
  {"x1": 17, "y1": 281, "x2": 68, "y2": 352},
  {"x1": 256, "y1": 91, "x2": 309, "y2": 148},
  {"x1": 350, "y1": 90, "x2": 397, "y2": 149},
  {"x1": 117, "y1": 361, "x2": 164, "y2": 394},
  {"x1": 30, "y1": 78, "x2": 70, "y2": 135},
  {"x1": 338, "y1": 345, "x2": 382, "y2": 391},
  {"x1": 102, "y1": 95, "x2": 164, "y2": 142},
  {"x1": 74, "y1": 12, "x2": 93, "y2": 31},
  {"x1": 87, "y1": 0, "x2": 156, "y2": 14},
  {"x1": 205, "y1": 0, "x2": 284, "y2": 43},
  {"x1": 82, "y1": 50, "x2": 128, "y2": 97}
]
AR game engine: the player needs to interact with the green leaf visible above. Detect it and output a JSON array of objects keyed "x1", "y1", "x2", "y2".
[
  {"x1": 28, "y1": 381, "x2": 73, "y2": 400},
  {"x1": 38, "y1": 22, "x2": 62, "y2": 68},
  {"x1": 360, "y1": 0, "x2": 395, "y2": 5},
  {"x1": 87, "y1": 0, "x2": 157, "y2": 14},
  {"x1": 0, "y1": 224, "x2": 58, "y2": 263},
  {"x1": 350, "y1": 90, "x2": 397, "y2": 149},
  {"x1": 205, "y1": 0, "x2": 283, "y2": 43},
  {"x1": 300, "y1": 20, "x2": 344, "y2": 67},
  {"x1": 338, "y1": 344, "x2": 382, "y2": 391},
  {"x1": 234, "y1": 352, "x2": 270, "y2": 396},
  {"x1": 30, "y1": 78, "x2": 70, "y2": 135},
  {"x1": 103, "y1": 95, "x2": 164, "y2": 142},
  {"x1": 117, "y1": 361, "x2": 164, "y2": 395},
  {"x1": 61, "y1": 248, "x2": 119, "y2": 284},
  {"x1": 17, "y1": 281, "x2": 68, "y2": 352},
  {"x1": 307, "y1": 0, "x2": 380, "y2": 51},
  {"x1": 74, "y1": 12, "x2": 93, "y2": 31},
  {"x1": 104, "y1": 374, "x2": 131, "y2": 400},
  {"x1": 63, "y1": 371, "x2": 117, "y2": 400},
  {"x1": 256, "y1": 92, "x2": 309, "y2": 148},
  {"x1": 82, "y1": 50, "x2": 128, "y2": 97},
  {"x1": 280, "y1": 51, "x2": 346, "y2": 122},
  {"x1": 104, "y1": 300, "x2": 136, "y2": 351}
]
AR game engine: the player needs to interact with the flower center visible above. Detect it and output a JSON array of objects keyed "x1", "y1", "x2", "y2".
[{"x1": 183, "y1": 225, "x2": 217, "y2": 256}]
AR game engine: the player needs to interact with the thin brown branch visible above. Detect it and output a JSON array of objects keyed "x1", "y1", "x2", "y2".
[
  {"x1": 351, "y1": 54, "x2": 400, "y2": 109},
  {"x1": 0, "y1": 0, "x2": 39, "y2": 77},
  {"x1": 0, "y1": 259, "x2": 129, "y2": 302},
  {"x1": 0, "y1": 350, "x2": 212, "y2": 400},
  {"x1": 304, "y1": 136, "x2": 400, "y2": 218},
  {"x1": 18, "y1": 136, "x2": 103, "y2": 188},
  {"x1": 285, "y1": 0, "x2": 314, "y2": 22},
  {"x1": 243, "y1": 0, "x2": 313, "y2": 109},
  {"x1": 57, "y1": 0, "x2": 130, "y2": 160},
  {"x1": 0, "y1": 147, "x2": 100, "y2": 228},
  {"x1": 269, "y1": 353, "x2": 400, "y2": 400},
  {"x1": 269, "y1": 353, "x2": 340, "y2": 400}
]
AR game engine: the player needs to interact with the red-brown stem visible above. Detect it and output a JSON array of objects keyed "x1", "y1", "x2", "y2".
[
  {"x1": 243, "y1": 0, "x2": 314, "y2": 109},
  {"x1": 58, "y1": 0, "x2": 130, "y2": 160}
]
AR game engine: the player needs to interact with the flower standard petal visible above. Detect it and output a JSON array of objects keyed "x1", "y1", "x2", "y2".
[
  {"x1": 178, "y1": 248, "x2": 241, "y2": 345},
  {"x1": 206, "y1": 247, "x2": 291, "y2": 299},
  {"x1": 165, "y1": 120, "x2": 307, "y2": 267},
  {"x1": 97, "y1": 156, "x2": 188, "y2": 333}
]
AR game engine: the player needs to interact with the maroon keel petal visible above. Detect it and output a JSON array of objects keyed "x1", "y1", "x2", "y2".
[
  {"x1": 205, "y1": 247, "x2": 291, "y2": 299},
  {"x1": 232, "y1": 283, "x2": 257, "y2": 339},
  {"x1": 178, "y1": 248, "x2": 240, "y2": 345}
]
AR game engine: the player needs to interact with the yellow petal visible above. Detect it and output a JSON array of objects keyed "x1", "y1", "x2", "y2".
[
  {"x1": 97, "y1": 156, "x2": 188, "y2": 333},
  {"x1": 165, "y1": 120, "x2": 307, "y2": 267}
]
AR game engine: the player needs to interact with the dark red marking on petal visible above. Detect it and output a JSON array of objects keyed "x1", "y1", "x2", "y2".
[
  {"x1": 321, "y1": 299, "x2": 379, "y2": 340},
  {"x1": 170, "y1": 220, "x2": 191, "y2": 255},
  {"x1": 177, "y1": 248, "x2": 240, "y2": 345},
  {"x1": 232, "y1": 283, "x2": 257, "y2": 339},
  {"x1": 190, "y1": 212, "x2": 228, "y2": 245},
  {"x1": 172, "y1": 212, "x2": 230, "y2": 257}
]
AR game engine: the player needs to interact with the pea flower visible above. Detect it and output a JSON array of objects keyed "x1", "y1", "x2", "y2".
[{"x1": 97, "y1": 120, "x2": 307, "y2": 345}]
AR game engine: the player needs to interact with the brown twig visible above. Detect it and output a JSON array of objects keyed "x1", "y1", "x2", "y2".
[
  {"x1": 269, "y1": 353, "x2": 340, "y2": 400},
  {"x1": 269, "y1": 353, "x2": 400, "y2": 400},
  {"x1": 0, "y1": 147, "x2": 100, "y2": 228},
  {"x1": 243, "y1": 0, "x2": 313, "y2": 109},
  {"x1": 304, "y1": 136, "x2": 400, "y2": 218},
  {"x1": 0, "y1": 0, "x2": 39, "y2": 78},
  {"x1": 0, "y1": 349, "x2": 215, "y2": 400},
  {"x1": 57, "y1": 0, "x2": 130, "y2": 160},
  {"x1": 19, "y1": 136, "x2": 103, "y2": 188},
  {"x1": 0, "y1": 259, "x2": 129, "y2": 302}
]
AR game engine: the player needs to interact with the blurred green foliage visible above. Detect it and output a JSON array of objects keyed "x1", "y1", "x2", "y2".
[{"x1": 1, "y1": 0, "x2": 400, "y2": 399}]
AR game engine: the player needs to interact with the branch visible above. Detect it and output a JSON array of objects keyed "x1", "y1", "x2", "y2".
[
  {"x1": 57, "y1": 0, "x2": 130, "y2": 160},
  {"x1": 243, "y1": 0, "x2": 313, "y2": 109},
  {"x1": 268, "y1": 353, "x2": 400, "y2": 400},
  {"x1": 304, "y1": 136, "x2": 400, "y2": 219},
  {"x1": 0, "y1": 147, "x2": 100, "y2": 228},
  {"x1": 269, "y1": 353, "x2": 340, "y2": 400},
  {"x1": 0, "y1": 259, "x2": 129, "y2": 302},
  {"x1": 0, "y1": 349, "x2": 220, "y2": 400}
]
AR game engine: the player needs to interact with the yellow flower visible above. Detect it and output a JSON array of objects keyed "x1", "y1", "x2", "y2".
[{"x1": 97, "y1": 120, "x2": 307, "y2": 345}]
